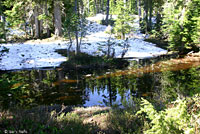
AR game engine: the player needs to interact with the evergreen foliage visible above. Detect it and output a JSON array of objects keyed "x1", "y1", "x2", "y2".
[
  {"x1": 160, "y1": 68, "x2": 200, "y2": 102},
  {"x1": 0, "y1": 0, "x2": 7, "y2": 41},
  {"x1": 113, "y1": 0, "x2": 134, "y2": 39},
  {"x1": 1, "y1": 0, "x2": 198, "y2": 53},
  {"x1": 0, "y1": 22, "x2": 6, "y2": 41},
  {"x1": 162, "y1": 0, "x2": 200, "y2": 52},
  {"x1": 63, "y1": 0, "x2": 87, "y2": 55},
  {"x1": 4, "y1": 1, "x2": 25, "y2": 27},
  {"x1": 137, "y1": 96, "x2": 200, "y2": 134}
]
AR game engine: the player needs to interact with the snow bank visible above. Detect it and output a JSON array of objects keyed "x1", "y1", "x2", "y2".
[
  {"x1": 0, "y1": 42, "x2": 68, "y2": 70},
  {"x1": 0, "y1": 14, "x2": 167, "y2": 71},
  {"x1": 78, "y1": 20, "x2": 167, "y2": 58}
]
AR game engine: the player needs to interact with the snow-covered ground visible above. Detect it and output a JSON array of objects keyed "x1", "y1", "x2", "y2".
[
  {"x1": 0, "y1": 42, "x2": 67, "y2": 70},
  {"x1": 0, "y1": 14, "x2": 167, "y2": 70},
  {"x1": 8, "y1": 28, "x2": 25, "y2": 37},
  {"x1": 80, "y1": 15, "x2": 167, "y2": 58}
]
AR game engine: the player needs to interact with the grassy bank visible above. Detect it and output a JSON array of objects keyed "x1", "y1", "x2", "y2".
[
  {"x1": 0, "y1": 100, "x2": 144, "y2": 134},
  {"x1": 0, "y1": 105, "x2": 137, "y2": 134},
  {"x1": 1, "y1": 94, "x2": 200, "y2": 134}
]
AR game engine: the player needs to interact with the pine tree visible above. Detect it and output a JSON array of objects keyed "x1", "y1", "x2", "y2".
[
  {"x1": 162, "y1": 0, "x2": 200, "y2": 52},
  {"x1": 63, "y1": 0, "x2": 87, "y2": 56},
  {"x1": 113, "y1": 0, "x2": 134, "y2": 39}
]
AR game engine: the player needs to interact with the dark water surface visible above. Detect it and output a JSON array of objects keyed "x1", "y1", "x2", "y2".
[{"x1": 0, "y1": 56, "x2": 200, "y2": 109}]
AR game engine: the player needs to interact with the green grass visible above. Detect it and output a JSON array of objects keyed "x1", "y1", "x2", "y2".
[
  {"x1": 0, "y1": 103, "x2": 143, "y2": 134},
  {"x1": 0, "y1": 107, "x2": 99, "y2": 134}
]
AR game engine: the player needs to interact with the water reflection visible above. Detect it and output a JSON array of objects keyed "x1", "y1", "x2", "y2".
[
  {"x1": 0, "y1": 55, "x2": 200, "y2": 109},
  {"x1": 0, "y1": 69, "x2": 88, "y2": 109},
  {"x1": 95, "y1": 55, "x2": 200, "y2": 79}
]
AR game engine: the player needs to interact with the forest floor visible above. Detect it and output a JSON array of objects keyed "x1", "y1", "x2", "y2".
[
  {"x1": 0, "y1": 105, "x2": 117, "y2": 133},
  {"x1": 0, "y1": 14, "x2": 167, "y2": 70}
]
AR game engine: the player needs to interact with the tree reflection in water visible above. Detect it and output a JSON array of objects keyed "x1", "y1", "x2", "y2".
[{"x1": 0, "y1": 55, "x2": 200, "y2": 109}]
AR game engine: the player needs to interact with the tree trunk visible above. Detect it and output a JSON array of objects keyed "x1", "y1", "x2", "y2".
[
  {"x1": 75, "y1": 32, "x2": 79, "y2": 55},
  {"x1": 94, "y1": 0, "x2": 98, "y2": 14},
  {"x1": 34, "y1": 5, "x2": 40, "y2": 38},
  {"x1": 24, "y1": 22, "x2": 27, "y2": 38},
  {"x1": 45, "y1": 0, "x2": 50, "y2": 37},
  {"x1": 107, "y1": 39, "x2": 110, "y2": 58},
  {"x1": 108, "y1": 78, "x2": 112, "y2": 106},
  {"x1": 148, "y1": 0, "x2": 153, "y2": 31},
  {"x1": 80, "y1": 0, "x2": 84, "y2": 14},
  {"x1": 0, "y1": 2, "x2": 6, "y2": 40},
  {"x1": 135, "y1": 0, "x2": 138, "y2": 13},
  {"x1": 39, "y1": 3, "x2": 43, "y2": 37},
  {"x1": 87, "y1": 0, "x2": 90, "y2": 14},
  {"x1": 106, "y1": 0, "x2": 110, "y2": 26},
  {"x1": 138, "y1": 0, "x2": 142, "y2": 27},
  {"x1": 100, "y1": 0, "x2": 102, "y2": 12},
  {"x1": 74, "y1": 0, "x2": 80, "y2": 55},
  {"x1": 101, "y1": 0, "x2": 104, "y2": 13},
  {"x1": 144, "y1": 0, "x2": 149, "y2": 33},
  {"x1": 156, "y1": 11, "x2": 161, "y2": 31},
  {"x1": 54, "y1": 1, "x2": 62, "y2": 37},
  {"x1": 2, "y1": 16, "x2": 6, "y2": 41},
  {"x1": 31, "y1": 20, "x2": 34, "y2": 36},
  {"x1": 39, "y1": 19, "x2": 43, "y2": 38},
  {"x1": 67, "y1": 30, "x2": 73, "y2": 58}
]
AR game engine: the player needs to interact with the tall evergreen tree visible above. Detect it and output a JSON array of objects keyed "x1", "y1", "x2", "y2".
[{"x1": 162, "y1": 0, "x2": 200, "y2": 52}]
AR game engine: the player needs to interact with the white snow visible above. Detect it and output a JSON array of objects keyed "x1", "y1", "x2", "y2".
[
  {"x1": 0, "y1": 14, "x2": 167, "y2": 71},
  {"x1": 8, "y1": 28, "x2": 25, "y2": 36},
  {"x1": 87, "y1": 13, "x2": 117, "y2": 22},
  {"x1": 79, "y1": 18, "x2": 167, "y2": 58},
  {"x1": 0, "y1": 42, "x2": 68, "y2": 70}
]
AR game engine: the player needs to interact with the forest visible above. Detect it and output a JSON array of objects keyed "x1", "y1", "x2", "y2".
[
  {"x1": 0, "y1": 0, "x2": 200, "y2": 133},
  {"x1": 0, "y1": 0, "x2": 199, "y2": 52}
]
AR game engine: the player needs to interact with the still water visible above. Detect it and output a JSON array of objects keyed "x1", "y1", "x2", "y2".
[{"x1": 0, "y1": 55, "x2": 200, "y2": 109}]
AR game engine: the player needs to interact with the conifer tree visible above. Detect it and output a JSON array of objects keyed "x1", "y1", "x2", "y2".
[
  {"x1": 113, "y1": 0, "x2": 134, "y2": 39},
  {"x1": 162, "y1": 0, "x2": 200, "y2": 52}
]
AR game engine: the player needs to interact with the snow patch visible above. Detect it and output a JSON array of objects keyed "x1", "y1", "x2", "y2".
[
  {"x1": 0, "y1": 43, "x2": 67, "y2": 70},
  {"x1": 0, "y1": 14, "x2": 167, "y2": 71}
]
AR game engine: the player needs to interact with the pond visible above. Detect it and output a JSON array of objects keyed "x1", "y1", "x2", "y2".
[{"x1": 0, "y1": 54, "x2": 200, "y2": 109}]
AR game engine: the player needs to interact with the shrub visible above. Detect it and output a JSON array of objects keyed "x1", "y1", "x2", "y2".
[{"x1": 137, "y1": 96, "x2": 200, "y2": 134}]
